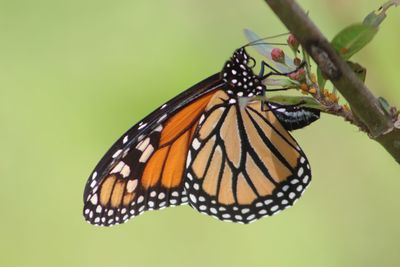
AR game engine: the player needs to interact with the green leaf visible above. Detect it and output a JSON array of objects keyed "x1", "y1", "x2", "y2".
[
  {"x1": 331, "y1": 23, "x2": 378, "y2": 60},
  {"x1": 364, "y1": 0, "x2": 399, "y2": 28},
  {"x1": 263, "y1": 78, "x2": 298, "y2": 87},
  {"x1": 346, "y1": 61, "x2": 367, "y2": 82},
  {"x1": 268, "y1": 95, "x2": 325, "y2": 111}
]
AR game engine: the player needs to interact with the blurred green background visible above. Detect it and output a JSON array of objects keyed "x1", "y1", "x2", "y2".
[{"x1": 1, "y1": 0, "x2": 399, "y2": 266}]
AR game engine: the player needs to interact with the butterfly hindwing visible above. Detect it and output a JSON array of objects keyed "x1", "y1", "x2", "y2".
[{"x1": 185, "y1": 91, "x2": 312, "y2": 223}]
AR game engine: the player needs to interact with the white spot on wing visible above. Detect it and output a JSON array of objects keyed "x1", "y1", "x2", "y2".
[
  {"x1": 137, "y1": 196, "x2": 144, "y2": 203},
  {"x1": 138, "y1": 123, "x2": 147, "y2": 130},
  {"x1": 136, "y1": 137, "x2": 150, "y2": 151},
  {"x1": 296, "y1": 185, "x2": 303, "y2": 192},
  {"x1": 192, "y1": 138, "x2": 201, "y2": 150},
  {"x1": 126, "y1": 180, "x2": 138, "y2": 193},
  {"x1": 139, "y1": 145, "x2": 154, "y2": 162},
  {"x1": 199, "y1": 115, "x2": 205, "y2": 124},
  {"x1": 121, "y1": 164, "x2": 131, "y2": 178},
  {"x1": 282, "y1": 185, "x2": 289, "y2": 191},
  {"x1": 158, "y1": 114, "x2": 167, "y2": 123},
  {"x1": 271, "y1": 205, "x2": 279, "y2": 212},
  {"x1": 246, "y1": 214, "x2": 255, "y2": 221},
  {"x1": 259, "y1": 209, "x2": 267, "y2": 215},
  {"x1": 186, "y1": 151, "x2": 192, "y2": 168},
  {"x1": 96, "y1": 205, "x2": 102, "y2": 213},
  {"x1": 189, "y1": 194, "x2": 197, "y2": 203},
  {"x1": 111, "y1": 161, "x2": 125, "y2": 174},
  {"x1": 264, "y1": 199, "x2": 273, "y2": 205},
  {"x1": 297, "y1": 167, "x2": 304, "y2": 177},
  {"x1": 112, "y1": 149, "x2": 122, "y2": 158},
  {"x1": 241, "y1": 208, "x2": 250, "y2": 214},
  {"x1": 90, "y1": 194, "x2": 98, "y2": 205},
  {"x1": 235, "y1": 215, "x2": 243, "y2": 220}
]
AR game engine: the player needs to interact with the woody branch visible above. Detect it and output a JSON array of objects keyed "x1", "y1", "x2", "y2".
[{"x1": 264, "y1": 0, "x2": 400, "y2": 163}]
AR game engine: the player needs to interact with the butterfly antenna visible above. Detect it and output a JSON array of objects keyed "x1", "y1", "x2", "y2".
[{"x1": 242, "y1": 32, "x2": 290, "y2": 48}]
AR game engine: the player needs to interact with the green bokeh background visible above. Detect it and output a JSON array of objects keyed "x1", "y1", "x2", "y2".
[{"x1": 1, "y1": 1, "x2": 399, "y2": 266}]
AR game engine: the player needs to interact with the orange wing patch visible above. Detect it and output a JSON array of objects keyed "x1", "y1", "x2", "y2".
[
  {"x1": 218, "y1": 162, "x2": 235, "y2": 205},
  {"x1": 141, "y1": 92, "x2": 215, "y2": 189},
  {"x1": 141, "y1": 146, "x2": 169, "y2": 189},
  {"x1": 161, "y1": 131, "x2": 190, "y2": 188},
  {"x1": 99, "y1": 175, "x2": 117, "y2": 206},
  {"x1": 98, "y1": 174, "x2": 135, "y2": 208},
  {"x1": 236, "y1": 173, "x2": 257, "y2": 205},
  {"x1": 160, "y1": 93, "x2": 214, "y2": 145}
]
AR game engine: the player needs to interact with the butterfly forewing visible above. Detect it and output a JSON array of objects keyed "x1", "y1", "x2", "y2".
[{"x1": 83, "y1": 74, "x2": 223, "y2": 226}]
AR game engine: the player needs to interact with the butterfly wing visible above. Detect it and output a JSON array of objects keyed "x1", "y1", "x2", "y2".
[
  {"x1": 83, "y1": 73, "x2": 224, "y2": 226},
  {"x1": 185, "y1": 90, "x2": 311, "y2": 223}
]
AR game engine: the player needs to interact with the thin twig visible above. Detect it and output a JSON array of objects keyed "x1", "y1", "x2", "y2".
[{"x1": 264, "y1": 0, "x2": 400, "y2": 163}]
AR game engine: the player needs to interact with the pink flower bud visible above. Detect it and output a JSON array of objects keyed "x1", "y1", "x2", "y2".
[
  {"x1": 271, "y1": 48, "x2": 285, "y2": 63},
  {"x1": 287, "y1": 34, "x2": 299, "y2": 51},
  {"x1": 288, "y1": 68, "x2": 305, "y2": 81},
  {"x1": 293, "y1": 57, "x2": 302, "y2": 66}
]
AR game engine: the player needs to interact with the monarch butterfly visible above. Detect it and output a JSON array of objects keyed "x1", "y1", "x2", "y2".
[{"x1": 83, "y1": 45, "x2": 319, "y2": 226}]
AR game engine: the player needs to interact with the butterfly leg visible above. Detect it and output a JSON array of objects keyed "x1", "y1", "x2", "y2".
[
  {"x1": 258, "y1": 60, "x2": 283, "y2": 78},
  {"x1": 260, "y1": 60, "x2": 306, "y2": 81}
]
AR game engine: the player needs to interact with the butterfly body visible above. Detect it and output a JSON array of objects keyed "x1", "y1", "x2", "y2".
[{"x1": 83, "y1": 47, "x2": 319, "y2": 226}]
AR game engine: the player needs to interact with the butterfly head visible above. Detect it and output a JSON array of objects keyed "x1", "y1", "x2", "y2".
[{"x1": 222, "y1": 48, "x2": 265, "y2": 97}]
